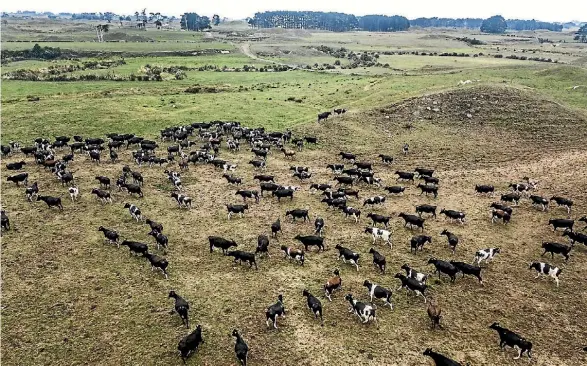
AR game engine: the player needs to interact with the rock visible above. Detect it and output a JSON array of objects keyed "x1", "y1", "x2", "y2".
[
  {"x1": 466, "y1": 113, "x2": 473, "y2": 118},
  {"x1": 432, "y1": 108, "x2": 440, "y2": 112}
]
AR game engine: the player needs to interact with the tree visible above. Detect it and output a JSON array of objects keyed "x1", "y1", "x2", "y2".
[
  {"x1": 103, "y1": 12, "x2": 114, "y2": 23},
  {"x1": 212, "y1": 14, "x2": 220, "y2": 26},
  {"x1": 95, "y1": 24, "x2": 110, "y2": 42},
  {"x1": 180, "y1": 13, "x2": 210, "y2": 31},
  {"x1": 575, "y1": 24, "x2": 587, "y2": 43},
  {"x1": 119, "y1": 15, "x2": 124, "y2": 26},
  {"x1": 481, "y1": 15, "x2": 507, "y2": 33},
  {"x1": 358, "y1": 15, "x2": 410, "y2": 32}
]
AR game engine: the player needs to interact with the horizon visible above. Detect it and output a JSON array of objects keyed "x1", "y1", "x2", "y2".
[{"x1": 3, "y1": 0, "x2": 586, "y2": 23}]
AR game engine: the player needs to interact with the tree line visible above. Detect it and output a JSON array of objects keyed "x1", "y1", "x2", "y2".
[{"x1": 248, "y1": 11, "x2": 359, "y2": 32}]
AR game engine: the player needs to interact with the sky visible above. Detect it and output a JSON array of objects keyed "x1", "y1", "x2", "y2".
[{"x1": 3, "y1": 0, "x2": 586, "y2": 23}]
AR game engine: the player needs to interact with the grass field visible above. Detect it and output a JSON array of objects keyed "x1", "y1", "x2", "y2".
[{"x1": 2, "y1": 18, "x2": 587, "y2": 366}]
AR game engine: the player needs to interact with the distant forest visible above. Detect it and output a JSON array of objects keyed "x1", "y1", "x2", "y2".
[{"x1": 249, "y1": 11, "x2": 564, "y2": 33}]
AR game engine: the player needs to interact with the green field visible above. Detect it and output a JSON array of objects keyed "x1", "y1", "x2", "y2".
[{"x1": 2, "y1": 18, "x2": 587, "y2": 366}]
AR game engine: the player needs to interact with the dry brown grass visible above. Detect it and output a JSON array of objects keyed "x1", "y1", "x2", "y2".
[{"x1": 2, "y1": 86, "x2": 587, "y2": 366}]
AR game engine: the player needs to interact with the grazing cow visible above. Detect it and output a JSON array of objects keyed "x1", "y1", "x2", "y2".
[
  {"x1": 529, "y1": 195, "x2": 549, "y2": 211},
  {"x1": 367, "y1": 213, "x2": 391, "y2": 228},
  {"x1": 25, "y1": 182, "x2": 39, "y2": 202},
  {"x1": 317, "y1": 112, "x2": 331, "y2": 122},
  {"x1": 427, "y1": 258, "x2": 458, "y2": 282},
  {"x1": 120, "y1": 240, "x2": 148, "y2": 256},
  {"x1": 322, "y1": 197, "x2": 347, "y2": 209},
  {"x1": 415, "y1": 168, "x2": 434, "y2": 177},
  {"x1": 37, "y1": 195, "x2": 63, "y2": 210},
  {"x1": 209, "y1": 236, "x2": 237, "y2": 254},
  {"x1": 501, "y1": 193, "x2": 521, "y2": 206},
  {"x1": 509, "y1": 183, "x2": 531, "y2": 195},
  {"x1": 177, "y1": 325, "x2": 204, "y2": 363},
  {"x1": 369, "y1": 248, "x2": 386, "y2": 273},
  {"x1": 489, "y1": 323, "x2": 533, "y2": 360},
  {"x1": 1, "y1": 210, "x2": 10, "y2": 232},
  {"x1": 378, "y1": 154, "x2": 393, "y2": 164},
  {"x1": 324, "y1": 269, "x2": 342, "y2": 301},
  {"x1": 562, "y1": 230, "x2": 587, "y2": 246},
  {"x1": 365, "y1": 227, "x2": 392, "y2": 248},
  {"x1": 95, "y1": 176, "x2": 110, "y2": 189},
  {"x1": 422, "y1": 348, "x2": 462, "y2": 366},
  {"x1": 335, "y1": 244, "x2": 360, "y2": 271},
  {"x1": 280, "y1": 147, "x2": 296, "y2": 159},
  {"x1": 248, "y1": 160, "x2": 266, "y2": 170},
  {"x1": 417, "y1": 184, "x2": 438, "y2": 198},
  {"x1": 402, "y1": 143, "x2": 409, "y2": 155},
  {"x1": 302, "y1": 290, "x2": 324, "y2": 326},
  {"x1": 281, "y1": 246, "x2": 305, "y2": 265},
  {"x1": 529, "y1": 262, "x2": 562, "y2": 287},
  {"x1": 473, "y1": 248, "x2": 501, "y2": 265},
  {"x1": 146, "y1": 218, "x2": 163, "y2": 233},
  {"x1": 148, "y1": 230, "x2": 168, "y2": 250},
  {"x1": 232, "y1": 330, "x2": 249, "y2": 366},
  {"x1": 227, "y1": 250, "x2": 258, "y2": 270},
  {"x1": 260, "y1": 182, "x2": 280, "y2": 197},
  {"x1": 98, "y1": 226, "x2": 119, "y2": 247},
  {"x1": 440, "y1": 209, "x2": 465, "y2": 224},
  {"x1": 169, "y1": 291, "x2": 190, "y2": 328},
  {"x1": 338, "y1": 188, "x2": 359, "y2": 199},
  {"x1": 450, "y1": 261, "x2": 483, "y2": 285},
  {"x1": 171, "y1": 192, "x2": 192, "y2": 209},
  {"x1": 345, "y1": 294, "x2": 377, "y2": 324},
  {"x1": 223, "y1": 174, "x2": 242, "y2": 185},
  {"x1": 143, "y1": 252, "x2": 169, "y2": 279},
  {"x1": 411, "y1": 235, "x2": 432, "y2": 253},
  {"x1": 363, "y1": 196, "x2": 385, "y2": 206},
  {"x1": 272, "y1": 189, "x2": 294, "y2": 202},
  {"x1": 289, "y1": 166, "x2": 309, "y2": 173},
  {"x1": 68, "y1": 186, "x2": 79, "y2": 202},
  {"x1": 550, "y1": 196, "x2": 573, "y2": 214},
  {"x1": 401, "y1": 264, "x2": 428, "y2": 284},
  {"x1": 475, "y1": 184, "x2": 494, "y2": 195},
  {"x1": 314, "y1": 216, "x2": 325, "y2": 236},
  {"x1": 265, "y1": 295, "x2": 285, "y2": 329},
  {"x1": 394, "y1": 273, "x2": 427, "y2": 303},
  {"x1": 226, "y1": 204, "x2": 248, "y2": 219},
  {"x1": 304, "y1": 136, "x2": 318, "y2": 144},
  {"x1": 334, "y1": 176, "x2": 354, "y2": 186},
  {"x1": 124, "y1": 203, "x2": 142, "y2": 222},
  {"x1": 421, "y1": 175, "x2": 439, "y2": 185},
  {"x1": 256, "y1": 235, "x2": 270, "y2": 258},
  {"x1": 271, "y1": 218, "x2": 282, "y2": 237},
  {"x1": 254, "y1": 174, "x2": 274, "y2": 183},
  {"x1": 311, "y1": 184, "x2": 332, "y2": 194},
  {"x1": 119, "y1": 182, "x2": 143, "y2": 198},
  {"x1": 339, "y1": 206, "x2": 361, "y2": 223},
  {"x1": 384, "y1": 186, "x2": 405, "y2": 195},
  {"x1": 236, "y1": 190, "x2": 260, "y2": 203},
  {"x1": 339, "y1": 152, "x2": 356, "y2": 162},
  {"x1": 395, "y1": 171, "x2": 415, "y2": 182},
  {"x1": 416, "y1": 204, "x2": 437, "y2": 218},
  {"x1": 490, "y1": 202, "x2": 513, "y2": 215},
  {"x1": 541, "y1": 242, "x2": 572, "y2": 261},
  {"x1": 439, "y1": 229, "x2": 459, "y2": 253},
  {"x1": 427, "y1": 301, "x2": 443, "y2": 329},
  {"x1": 579, "y1": 216, "x2": 587, "y2": 230},
  {"x1": 294, "y1": 235, "x2": 324, "y2": 252},
  {"x1": 399, "y1": 213, "x2": 425, "y2": 231},
  {"x1": 363, "y1": 280, "x2": 393, "y2": 309},
  {"x1": 6, "y1": 161, "x2": 26, "y2": 170},
  {"x1": 327, "y1": 164, "x2": 344, "y2": 175},
  {"x1": 293, "y1": 171, "x2": 312, "y2": 181},
  {"x1": 549, "y1": 218, "x2": 574, "y2": 232},
  {"x1": 6, "y1": 172, "x2": 29, "y2": 186},
  {"x1": 333, "y1": 108, "x2": 346, "y2": 115}
]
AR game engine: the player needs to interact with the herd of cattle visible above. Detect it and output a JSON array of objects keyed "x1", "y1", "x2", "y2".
[{"x1": 2, "y1": 119, "x2": 587, "y2": 365}]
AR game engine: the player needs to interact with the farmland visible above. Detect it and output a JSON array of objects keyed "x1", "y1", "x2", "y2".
[{"x1": 2, "y1": 18, "x2": 587, "y2": 366}]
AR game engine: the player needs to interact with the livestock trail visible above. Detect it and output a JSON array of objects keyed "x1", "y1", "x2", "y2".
[{"x1": 2, "y1": 85, "x2": 587, "y2": 366}]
